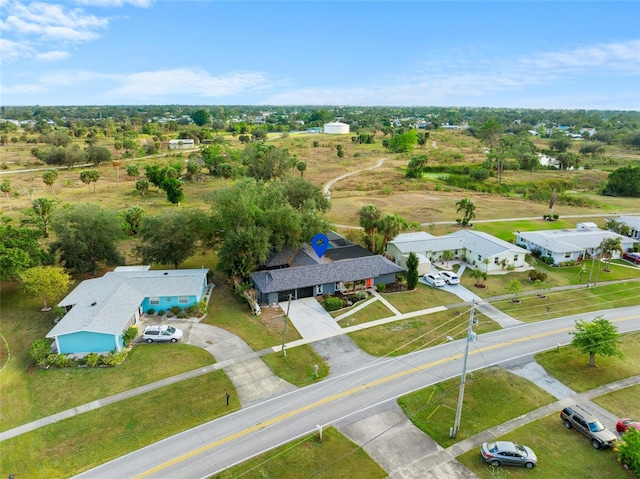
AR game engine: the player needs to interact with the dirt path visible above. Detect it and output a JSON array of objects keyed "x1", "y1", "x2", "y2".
[{"x1": 323, "y1": 158, "x2": 386, "y2": 197}]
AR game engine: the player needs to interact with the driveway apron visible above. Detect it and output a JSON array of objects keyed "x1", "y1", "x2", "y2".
[{"x1": 182, "y1": 321, "x2": 295, "y2": 406}]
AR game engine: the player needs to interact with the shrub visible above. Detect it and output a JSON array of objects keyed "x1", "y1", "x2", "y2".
[
  {"x1": 170, "y1": 306, "x2": 181, "y2": 314},
  {"x1": 176, "y1": 311, "x2": 187, "y2": 319},
  {"x1": 324, "y1": 297, "x2": 343, "y2": 312},
  {"x1": 528, "y1": 269, "x2": 548, "y2": 282},
  {"x1": 27, "y1": 339, "x2": 52, "y2": 367},
  {"x1": 102, "y1": 350, "x2": 128, "y2": 367},
  {"x1": 377, "y1": 283, "x2": 386, "y2": 292},
  {"x1": 157, "y1": 310, "x2": 165, "y2": 316},
  {"x1": 146, "y1": 308, "x2": 155, "y2": 315},
  {"x1": 185, "y1": 305, "x2": 198, "y2": 316},
  {"x1": 84, "y1": 353, "x2": 101, "y2": 367},
  {"x1": 123, "y1": 326, "x2": 137, "y2": 345},
  {"x1": 53, "y1": 353, "x2": 71, "y2": 368}
]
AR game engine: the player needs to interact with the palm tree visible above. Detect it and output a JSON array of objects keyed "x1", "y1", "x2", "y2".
[
  {"x1": 378, "y1": 213, "x2": 409, "y2": 250},
  {"x1": 470, "y1": 268, "x2": 487, "y2": 287},
  {"x1": 455, "y1": 198, "x2": 476, "y2": 226},
  {"x1": 601, "y1": 237, "x2": 623, "y2": 272},
  {"x1": 359, "y1": 205, "x2": 381, "y2": 253}
]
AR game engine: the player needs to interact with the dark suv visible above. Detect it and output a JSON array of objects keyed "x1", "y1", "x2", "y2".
[{"x1": 560, "y1": 405, "x2": 617, "y2": 449}]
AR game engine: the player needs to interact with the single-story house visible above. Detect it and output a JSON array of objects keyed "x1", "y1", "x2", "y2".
[
  {"x1": 250, "y1": 233, "x2": 403, "y2": 304},
  {"x1": 613, "y1": 215, "x2": 640, "y2": 241},
  {"x1": 168, "y1": 138, "x2": 195, "y2": 149},
  {"x1": 46, "y1": 266, "x2": 209, "y2": 355},
  {"x1": 387, "y1": 230, "x2": 530, "y2": 273},
  {"x1": 515, "y1": 223, "x2": 637, "y2": 266},
  {"x1": 385, "y1": 232, "x2": 434, "y2": 275}
]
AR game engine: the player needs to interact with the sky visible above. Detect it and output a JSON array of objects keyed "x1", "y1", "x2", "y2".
[{"x1": 1, "y1": 0, "x2": 639, "y2": 109}]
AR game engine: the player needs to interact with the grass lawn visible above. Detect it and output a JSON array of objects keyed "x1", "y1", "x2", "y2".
[
  {"x1": 491, "y1": 282, "x2": 640, "y2": 322},
  {"x1": 335, "y1": 299, "x2": 395, "y2": 327},
  {"x1": 262, "y1": 345, "x2": 329, "y2": 387},
  {"x1": 202, "y1": 272, "x2": 302, "y2": 350},
  {"x1": 348, "y1": 308, "x2": 501, "y2": 357},
  {"x1": 397, "y1": 366, "x2": 556, "y2": 449},
  {"x1": 592, "y1": 384, "x2": 640, "y2": 419},
  {"x1": 535, "y1": 331, "x2": 640, "y2": 392},
  {"x1": 0, "y1": 281, "x2": 217, "y2": 431},
  {"x1": 381, "y1": 284, "x2": 462, "y2": 314},
  {"x1": 0, "y1": 371, "x2": 239, "y2": 479},
  {"x1": 457, "y1": 414, "x2": 634, "y2": 479},
  {"x1": 210, "y1": 426, "x2": 387, "y2": 479}
]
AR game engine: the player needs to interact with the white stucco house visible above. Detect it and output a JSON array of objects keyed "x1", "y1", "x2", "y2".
[
  {"x1": 385, "y1": 232, "x2": 433, "y2": 275},
  {"x1": 613, "y1": 215, "x2": 640, "y2": 241},
  {"x1": 387, "y1": 230, "x2": 530, "y2": 273},
  {"x1": 515, "y1": 223, "x2": 637, "y2": 266}
]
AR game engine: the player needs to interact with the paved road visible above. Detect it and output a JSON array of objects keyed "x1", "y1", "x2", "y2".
[{"x1": 73, "y1": 306, "x2": 640, "y2": 479}]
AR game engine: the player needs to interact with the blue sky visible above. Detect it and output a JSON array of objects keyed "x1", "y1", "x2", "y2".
[{"x1": 1, "y1": 0, "x2": 639, "y2": 109}]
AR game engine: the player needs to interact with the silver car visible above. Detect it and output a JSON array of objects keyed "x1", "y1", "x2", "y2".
[
  {"x1": 142, "y1": 325, "x2": 183, "y2": 343},
  {"x1": 481, "y1": 441, "x2": 537, "y2": 468}
]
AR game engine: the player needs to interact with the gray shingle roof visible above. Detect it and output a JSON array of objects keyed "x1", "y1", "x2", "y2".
[
  {"x1": 250, "y1": 256, "x2": 404, "y2": 294},
  {"x1": 46, "y1": 268, "x2": 208, "y2": 339}
]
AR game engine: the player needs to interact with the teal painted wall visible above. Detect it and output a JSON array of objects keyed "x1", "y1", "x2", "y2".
[{"x1": 58, "y1": 331, "x2": 120, "y2": 354}]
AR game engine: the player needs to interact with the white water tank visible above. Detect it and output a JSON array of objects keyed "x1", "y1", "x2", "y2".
[{"x1": 323, "y1": 122, "x2": 350, "y2": 134}]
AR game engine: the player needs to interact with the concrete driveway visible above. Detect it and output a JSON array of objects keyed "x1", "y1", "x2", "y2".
[
  {"x1": 137, "y1": 317, "x2": 295, "y2": 406},
  {"x1": 279, "y1": 297, "x2": 341, "y2": 338}
]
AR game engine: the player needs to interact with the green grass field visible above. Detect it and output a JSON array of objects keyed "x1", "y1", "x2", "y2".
[{"x1": 210, "y1": 427, "x2": 387, "y2": 479}]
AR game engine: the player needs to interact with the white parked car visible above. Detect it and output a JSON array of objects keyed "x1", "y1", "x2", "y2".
[
  {"x1": 440, "y1": 271, "x2": 460, "y2": 285},
  {"x1": 142, "y1": 325, "x2": 183, "y2": 343},
  {"x1": 424, "y1": 273, "x2": 446, "y2": 287}
]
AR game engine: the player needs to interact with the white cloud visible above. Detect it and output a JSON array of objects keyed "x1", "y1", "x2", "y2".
[
  {"x1": 2, "y1": 67, "x2": 271, "y2": 102},
  {"x1": 36, "y1": 50, "x2": 71, "y2": 61},
  {"x1": 0, "y1": 38, "x2": 34, "y2": 60},
  {"x1": 3, "y1": 2, "x2": 109, "y2": 39},
  {"x1": 74, "y1": 0, "x2": 153, "y2": 7},
  {"x1": 106, "y1": 68, "x2": 271, "y2": 99}
]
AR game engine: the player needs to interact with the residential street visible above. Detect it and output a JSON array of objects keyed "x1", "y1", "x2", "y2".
[{"x1": 72, "y1": 306, "x2": 640, "y2": 479}]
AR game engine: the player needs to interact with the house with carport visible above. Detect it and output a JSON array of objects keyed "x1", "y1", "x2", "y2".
[
  {"x1": 515, "y1": 223, "x2": 637, "y2": 266},
  {"x1": 611, "y1": 215, "x2": 640, "y2": 241},
  {"x1": 387, "y1": 230, "x2": 530, "y2": 273},
  {"x1": 46, "y1": 266, "x2": 209, "y2": 355}
]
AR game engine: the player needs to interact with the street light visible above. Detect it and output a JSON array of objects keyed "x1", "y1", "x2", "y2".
[{"x1": 450, "y1": 299, "x2": 476, "y2": 438}]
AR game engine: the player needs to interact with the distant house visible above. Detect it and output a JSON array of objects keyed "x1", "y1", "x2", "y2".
[
  {"x1": 515, "y1": 223, "x2": 637, "y2": 266},
  {"x1": 387, "y1": 230, "x2": 530, "y2": 273},
  {"x1": 168, "y1": 139, "x2": 195, "y2": 149},
  {"x1": 46, "y1": 267, "x2": 209, "y2": 355},
  {"x1": 250, "y1": 232, "x2": 403, "y2": 304},
  {"x1": 612, "y1": 215, "x2": 640, "y2": 241}
]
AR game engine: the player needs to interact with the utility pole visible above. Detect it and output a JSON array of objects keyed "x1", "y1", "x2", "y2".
[
  {"x1": 451, "y1": 299, "x2": 476, "y2": 439},
  {"x1": 281, "y1": 293, "x2": 292, "y2": 357}
]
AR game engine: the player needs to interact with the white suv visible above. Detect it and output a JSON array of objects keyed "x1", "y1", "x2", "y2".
[
  {"x1": 440, "y1": 271, "x2": 460, "y2": 285},
  {"x1": 424, "y1": 273, "x2": 446, "y2": 287},
  {"x1": 142, "y1": 325, "x2": 183, "y2": 343}
]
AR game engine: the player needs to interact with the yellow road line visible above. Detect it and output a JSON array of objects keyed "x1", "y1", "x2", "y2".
[{"x1": 134, "y1": 313, "x2": 638, "y2": 478}]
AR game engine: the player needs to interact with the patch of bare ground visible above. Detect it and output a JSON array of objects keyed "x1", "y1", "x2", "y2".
[{"x1": 259, "y1": 305, "x2": 286, "y2": 333}]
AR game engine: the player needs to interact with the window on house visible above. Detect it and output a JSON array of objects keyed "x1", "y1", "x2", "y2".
[
  {"x1": 494, "y1": 257, "x2": 500, "y2": 264},
  {"x1": 514, "y1": 255, "x2": 518, "y2": 262},
  {"x1": 150, "y1": 297, "x2": 160, "y2": 305},
  {"x1": 478, "y1": 255, "x2": 482, "y2": 261},
  {"x1": 565, "y1": 252, "x2": 571, "y2": 258},
  {"x1": 179, "y1": 296, "x2": 189, "y2": 304}
]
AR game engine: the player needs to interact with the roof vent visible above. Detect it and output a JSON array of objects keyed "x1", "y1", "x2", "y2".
[
  {"x1": 91, "y1": 301, "x2": 97, "y2": 306},
  {"x1": 164, "y1": 272, "x2": 169, "y2": 275}
]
